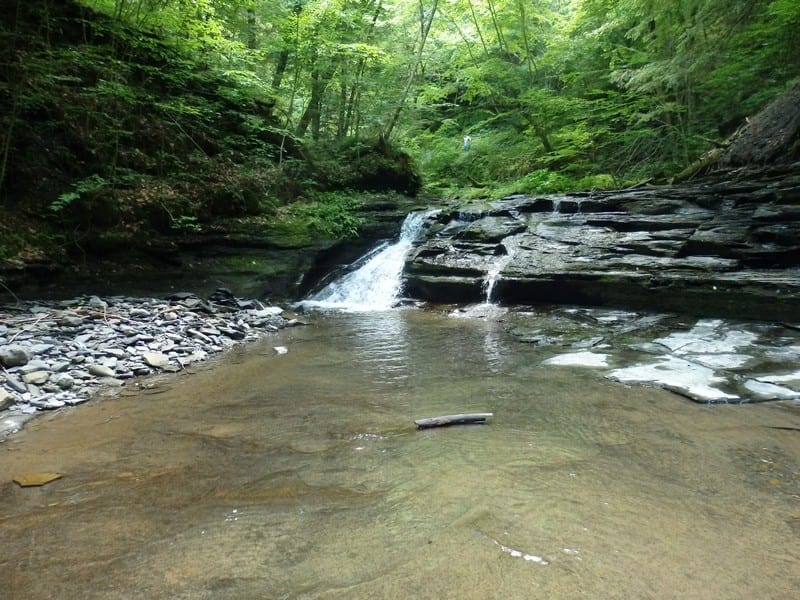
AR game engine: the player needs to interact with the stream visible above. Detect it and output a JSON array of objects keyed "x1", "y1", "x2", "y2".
[{"x1": 2, "y1": 214, "x2": 800, "y2": 599}]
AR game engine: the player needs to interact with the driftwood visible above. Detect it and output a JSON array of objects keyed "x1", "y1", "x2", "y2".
[{"x1": 415, "y1": 412, "x2": 493, "y2": 429}]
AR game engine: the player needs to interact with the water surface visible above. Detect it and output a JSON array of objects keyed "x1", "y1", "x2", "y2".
[{"x1": 2, "y1": 308, "x2": 799, "y2": 599}]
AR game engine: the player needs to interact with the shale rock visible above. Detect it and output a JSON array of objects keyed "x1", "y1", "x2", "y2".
[
  {"x1": 0, "y1": 345, "x2": 31, "y2": 368},
  {"x1": 0, "y1": 289, "x2": 293, "y2": 433},
  {"x1": 404, "y1": 168, "x2": 800, "y2": 321}
]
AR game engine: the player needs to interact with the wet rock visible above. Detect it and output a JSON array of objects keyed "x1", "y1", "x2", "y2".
[
  {"x1": 5, "y1": 375, "x2": 27, "y2": 394},
  {"x1": 87, "y1": 364, "x2": 116, "y2": 378},
  {"x1": 405, "y1": 173, "x2": 800, "y2": 321},
  {"x1": 22, "y1": 371, "x2": 49, "y2": 385},
  {"x1": 524, "y1": 310, "x2": 800, "y2": 404},
  {"x1": 0, "y1": 390, "x2": 14, "y2": 411},
  {"x1": 50, "y1": 373, "x2": 75, "y2": 390},
  {"x1": 141, "y1": 351, "x2": 170, "y2": 368}
]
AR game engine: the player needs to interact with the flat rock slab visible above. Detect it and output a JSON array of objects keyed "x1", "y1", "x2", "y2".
[
  {"x1": 13, "y1": 472, "x2": 63, "y2": 487},
  {"x1": 141, "y1": 351, "x2": 171, "y2": 368},
  {"x1": 404, "y1": 170, "x2": 800, "y2": 321}
]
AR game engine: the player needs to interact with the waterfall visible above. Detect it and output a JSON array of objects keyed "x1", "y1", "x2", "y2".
[
  {"x1": 299, "y1": 210, "x2": 433, "y2": 311},
  {"x1": 482, "y1": 234, "x2": 523, "y2": 304}
]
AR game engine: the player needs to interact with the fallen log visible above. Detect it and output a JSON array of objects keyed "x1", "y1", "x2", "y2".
[{"x1": 415, "y1": 412, "x2": 493, "y2": 429}]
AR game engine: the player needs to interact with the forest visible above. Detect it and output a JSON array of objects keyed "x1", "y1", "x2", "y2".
[{"x1": 1, "y1": 0, "x2": 799, "y2": 278}]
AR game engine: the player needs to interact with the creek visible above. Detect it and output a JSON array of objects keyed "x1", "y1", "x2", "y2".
[{"x1": 2, "y1": 214, "x2": 800, "y2": 599}]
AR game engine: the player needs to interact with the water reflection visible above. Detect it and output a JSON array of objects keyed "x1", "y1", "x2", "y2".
[
  {"x1": 340, "y1": 310, "x2": 411, "y2": 387},
  {"x1": 449, "y1": 303, "x2": 512, "y2": 373}
]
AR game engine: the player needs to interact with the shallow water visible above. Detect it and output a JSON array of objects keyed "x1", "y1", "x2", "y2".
[{"x1": 1, "y1": 308, "x2": 799, "y2": 599}]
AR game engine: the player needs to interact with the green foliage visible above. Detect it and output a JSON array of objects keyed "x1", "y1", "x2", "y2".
[
  {"x1": 271, "y1": 191, "x2": 365, "y2": 241},
  {"x1": 169, "y1": 214, "x2": 202, "y2": 233},
  {"x1": 4, "y1": 0, "x2": 799, "y2": 270},
  {"x1": 51, "y1": 175, "x2": 110, "y2": 212}
]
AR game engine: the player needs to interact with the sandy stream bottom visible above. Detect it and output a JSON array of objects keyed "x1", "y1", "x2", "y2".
[{"x1": 1, "y1": 309, "x2": 799, "y2": 599}]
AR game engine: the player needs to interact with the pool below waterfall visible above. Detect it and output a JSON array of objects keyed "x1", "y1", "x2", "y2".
[{"x1": 2, "y1": 306, "x2": 799, "y2": 599}]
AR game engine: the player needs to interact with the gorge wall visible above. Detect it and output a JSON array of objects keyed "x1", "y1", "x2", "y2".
[{"x1": 403, "y1": 164, "x2": 800, "y2": 321}]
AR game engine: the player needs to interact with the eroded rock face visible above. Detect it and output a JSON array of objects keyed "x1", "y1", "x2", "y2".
[{"x1": 404, "y1": 167, "x2": 800, "y2": 320}]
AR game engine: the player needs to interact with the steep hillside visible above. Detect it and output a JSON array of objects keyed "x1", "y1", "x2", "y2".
[{"x1": 0, "y1": 0, "x2": 420, "y2": 296}]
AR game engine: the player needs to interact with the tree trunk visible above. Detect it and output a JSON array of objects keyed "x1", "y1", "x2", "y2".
[{"x1": 383, "y1": 0, "x2": 439, "y2": 140}]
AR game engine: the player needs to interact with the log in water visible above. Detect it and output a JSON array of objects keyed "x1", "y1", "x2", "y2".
[{"x1": 414, "y1": 413, "x2": 493, "y2": 429}]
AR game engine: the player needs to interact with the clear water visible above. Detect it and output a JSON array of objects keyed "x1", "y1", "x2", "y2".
[{"x1": 2, "y1": 308, "x2": 799, "y2": 599}]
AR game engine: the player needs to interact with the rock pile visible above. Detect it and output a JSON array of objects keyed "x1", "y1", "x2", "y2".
[{"x1": 1, "y1": 289, "x2": 291, "y2": 435}]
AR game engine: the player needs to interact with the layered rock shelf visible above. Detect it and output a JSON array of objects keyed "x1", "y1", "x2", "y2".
[
  {"x1": 0, "y1": 289, "x2": 293, "y2": 437},
  {"x1": 404, "y1": 165, "x2": 800, "y2": 321}
]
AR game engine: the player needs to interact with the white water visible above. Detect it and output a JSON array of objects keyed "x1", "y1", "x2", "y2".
[
  {"x1": 299, "y1": 210, "x2": 433, "y2": 311},
  {"x1": 483, "y1": 233, "x2": 524, "y2": 303}
]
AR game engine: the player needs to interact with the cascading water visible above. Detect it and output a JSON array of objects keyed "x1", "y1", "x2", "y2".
[
  {"x1": 482, "y1": 234, "x2": 524, "y2": 303},
  {"x1": 299, "y1": 210, "x2": 434, "y2": 311}
]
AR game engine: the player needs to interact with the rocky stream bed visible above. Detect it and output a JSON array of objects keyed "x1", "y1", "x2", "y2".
[
  {"x1": 0, "y1": 289, "x2": 296, "y2": 439},
  {"x1": 4, "y1": 162, "x2": 800, "y2": 437}
]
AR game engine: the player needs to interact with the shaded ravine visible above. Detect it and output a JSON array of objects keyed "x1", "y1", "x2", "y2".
[{"x1": 2, "y1": 212, "x2": 799, "y2": 599}]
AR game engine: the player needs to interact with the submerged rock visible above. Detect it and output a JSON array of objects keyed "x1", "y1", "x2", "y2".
[{"x1": 502, "y1": 306, "x2": 800, "y2": 404}]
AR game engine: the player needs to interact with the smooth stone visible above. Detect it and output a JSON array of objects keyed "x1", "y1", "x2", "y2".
[
  {"x1": 0, "y1": 345, "x2": 31, "y2": 368},
  {"x1": 0, "y1": 390, "x2": 15, "y2": 411},
  {"x1": 19, "y1": 360, "x2": 50, "y2": 373},
  {"x1": 30, "y1": 397, "x2": 65, "y2": 410},
  {"x1": 5, "y1": 375, "x2": 28, "y2": 394},
  {"x1": 22, "y1": 371, "x2": 50, "y2": 385},
  {"x1": 141, "y1": 351, "x2": 170, "y2": 368},
  {"x1": 31, "y1": 343, "x2": 55, "y2": 354},
  {"x1": 187, "y1": 329, "x2": 212, "y2": 343},
  {"x1": 63, "y1": 395, "x2": 90, "y2": 406},
  {"x1": 87, "y1": 296, "x2": 108, "y2": 309},
  {"x1": 68, "y1": 369, "x2": 92, "y2": 380},
  {"x1": 58, "y1": 315, "x2": 83, "y2": 327},
  {"x1": 166, "y1": 292, "x2": 197, "y2": 301},
  {"x1": 87, "y1": 364, "x2": 116, "y2": 378},
  {"x1": 49, "y1": 373, "x2": 75, "y2": 390}
]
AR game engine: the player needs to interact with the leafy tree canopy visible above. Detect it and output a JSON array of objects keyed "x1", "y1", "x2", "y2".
[{"x1": 3, "y1": 0, "x2": 799, "y2": 209}]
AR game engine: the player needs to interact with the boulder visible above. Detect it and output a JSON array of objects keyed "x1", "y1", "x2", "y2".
[
  {"x1": 0, "y1": 344, "x2": 31, "y2": 367},
  {"x1": 718, "y1": 80, "x2": 800, "y2": 166}
]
